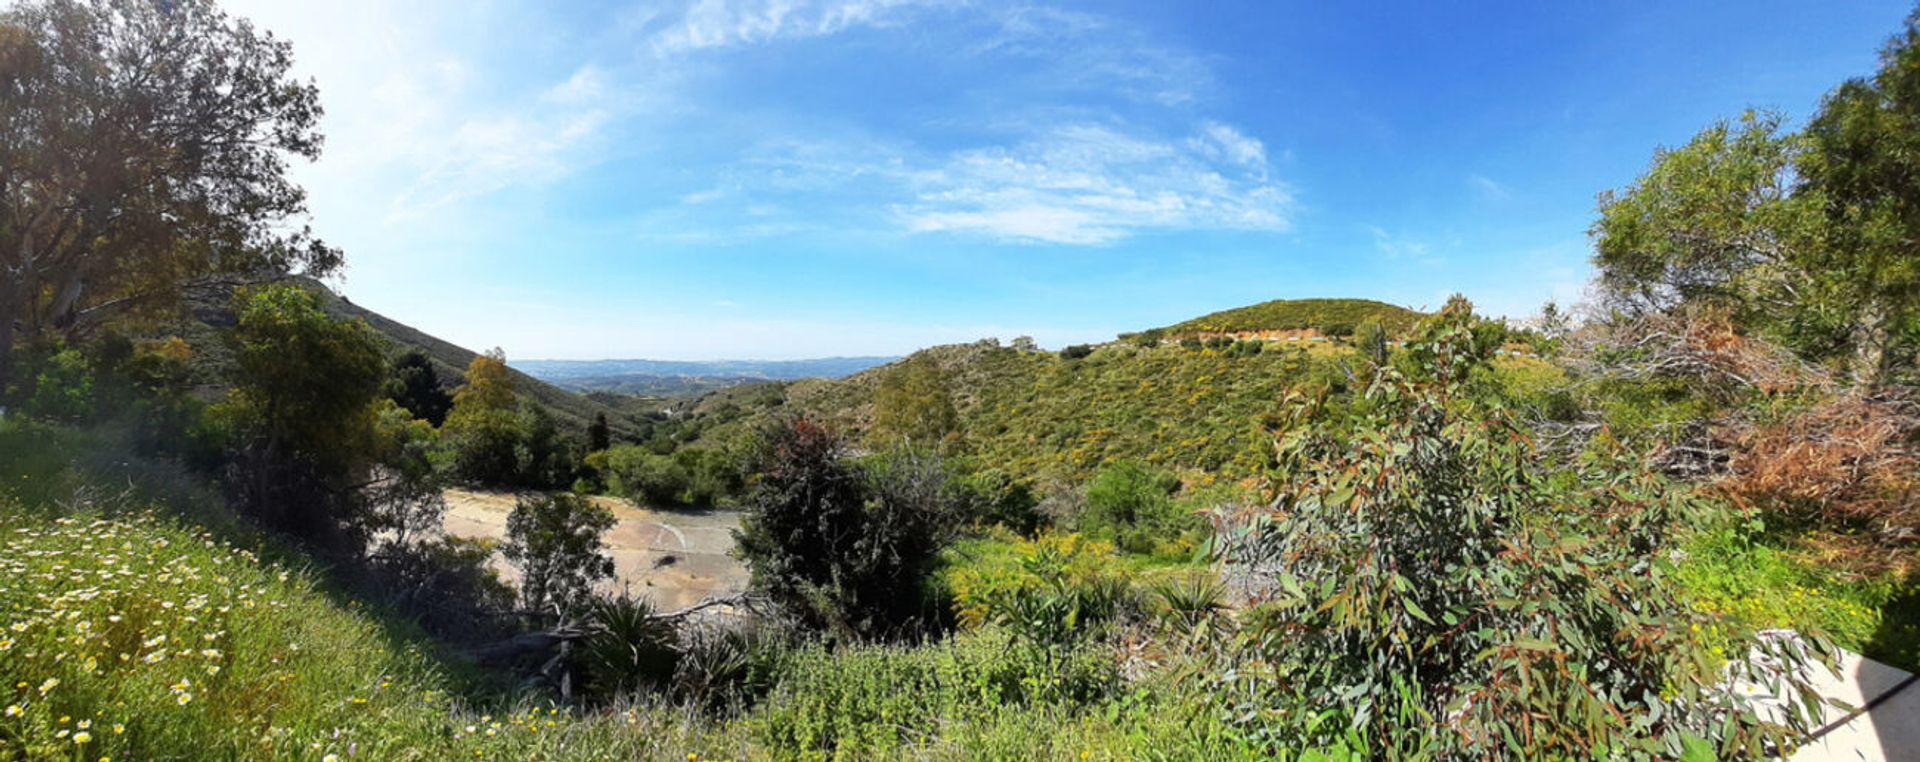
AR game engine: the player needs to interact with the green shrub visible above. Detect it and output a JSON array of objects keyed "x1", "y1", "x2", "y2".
[
  {"x1": 576, "y1": 595, "x2": 681, "y2": 699},
  {"x1": 751, "y1": 629, "x2": 1117, "y2": 759},
  {"x1": 1212, "y1": 297, "x2": 1836, "y2": 758},
  {"x1": 955, "y1": 467, "x2": 1041, "y2": 535},
  {"x1": 941, "y1": 533, "x2": 1134, "y2": 631},
  {"x1": 502, "y1": 492, "x2": 616, "y2": 618},
  {"x1": 671, "y1": 621, "x2": 792, "y2": 714},
  {"x1": 603, "y1": 445, "x2": 690, "y2": 505},
  {"x1": 1059, "y1": 344, "x2": 1094, "y2": 360},
  {"x1": 18, "y1": 347, "x2": 94, "y2": 422},
  {"x1": 1079, "y1": 459, "x2": 1197, "y2": 554},
  {"x1": 735, "y1": 422, "x2": 961, "y2": 640}
]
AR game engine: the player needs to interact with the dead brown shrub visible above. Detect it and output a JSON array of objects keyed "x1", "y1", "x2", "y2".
[{"x1": 1718, "y1": 391, "x2": 1920, "y2": 543}]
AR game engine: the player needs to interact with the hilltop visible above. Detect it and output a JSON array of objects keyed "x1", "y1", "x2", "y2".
[{"x1": 1157, "y1": 297, "x2": 1422, "y2": 337}]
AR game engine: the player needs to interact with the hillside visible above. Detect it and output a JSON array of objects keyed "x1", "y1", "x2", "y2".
[
  {"x1": 654, "y1": 297, "x2": 1552, "y2": 487},
  {"x1": 1159, "y1": 297, "x2": 1422, "y2": 337},
  {"x1": 172, "y1": 278, "x2": 657, "y2": 440}
]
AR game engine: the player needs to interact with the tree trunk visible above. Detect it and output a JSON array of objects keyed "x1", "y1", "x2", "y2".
[
  {"x1": 1853, "y1": 302, "x2": 1892, "y2": 388},
  {"x1": 0, "y1": 305, "x2": 13, "y2": 411}
]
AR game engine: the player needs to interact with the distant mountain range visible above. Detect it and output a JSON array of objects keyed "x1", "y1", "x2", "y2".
[{"x1": 515, "y1": 357, "x2": 899, "y2": 395}]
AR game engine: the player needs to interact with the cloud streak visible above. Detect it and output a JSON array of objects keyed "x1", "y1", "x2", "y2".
[{"x1": 902, "y1": 123, "x2": 1292, "y2": 245}]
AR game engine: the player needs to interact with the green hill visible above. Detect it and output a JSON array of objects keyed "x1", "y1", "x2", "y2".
[
  {"x1": 169, "y1": 278, "x2": 657, "y2": 440},
  {"x1": 667, "y1": 337, "x2": 1361, "y2": 488},
  {"x1": 1160, "y1": 297, "x2": 1421, "y2": 337},
  {"x1": 656, "y1": 298, "x2": 1550, "y2": 488}
]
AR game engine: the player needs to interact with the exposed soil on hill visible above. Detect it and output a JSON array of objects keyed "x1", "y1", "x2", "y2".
[{"x1": 441, "y1": 488, "x2": 748, "y2": 611}]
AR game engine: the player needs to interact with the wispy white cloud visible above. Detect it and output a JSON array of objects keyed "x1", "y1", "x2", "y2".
[
  {"x1": 1369, "y1": 226, "x2": 1436, "y2": 262},
  {"x1": 902, "y1": 123, "x2": 1291, "y2": 245},
  {"x1": 1466, "y1": 173, "x2": 1511, "y2": 202},
  {"x1": 649, "y1": 0, "x2": 932, "y2": 54}
]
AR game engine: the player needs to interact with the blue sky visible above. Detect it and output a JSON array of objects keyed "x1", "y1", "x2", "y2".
[{"x1": 222, "y1": 0, "x2": 1912, "y2": 360}]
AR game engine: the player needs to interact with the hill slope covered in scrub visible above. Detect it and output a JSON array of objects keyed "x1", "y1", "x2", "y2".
[
  {"x1": 1159, "y1": 297, "x2": 1423, "y2": 337},
  {"x1": 658, "y1": 309, "x2": 1561, "y2": 486},
  {"x1": 167, "y1": 278, "x2": 657, "y2": 439}
]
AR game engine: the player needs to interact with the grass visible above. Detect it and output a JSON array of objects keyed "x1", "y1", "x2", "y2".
[{"x1": 1677, "y1": 510, "x2": 1920, "y2": 672}]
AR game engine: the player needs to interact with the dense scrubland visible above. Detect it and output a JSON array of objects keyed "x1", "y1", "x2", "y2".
[{"x1": 6, "y1": 0, "x2": 1920, "y2": 760}]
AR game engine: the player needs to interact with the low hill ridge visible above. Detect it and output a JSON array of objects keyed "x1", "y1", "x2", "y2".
[{"x1": 1159, "y1": 297, "x2": 1421, "y2": 337}]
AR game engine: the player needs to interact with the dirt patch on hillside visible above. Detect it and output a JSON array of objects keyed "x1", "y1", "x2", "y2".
[{"x1": 441, "y1": 489, "x2": 748, "y2": 611}]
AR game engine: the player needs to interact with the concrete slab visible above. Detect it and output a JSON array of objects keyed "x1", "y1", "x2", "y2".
[{"x1": 1789, "y1": 648, "x2": 1920, "y2": 762}]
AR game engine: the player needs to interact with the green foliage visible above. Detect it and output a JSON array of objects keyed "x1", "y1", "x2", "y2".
[
  {"x1": 869, "y1": 355, "x2": 959, "y2": 449},
  {"x1": 1212, "y1": 300, "x2": 1836, "y2": 758},
  {"x1": 502, "y1": 493, "x2": 616, "y2": 617},
  {"x1": 1799, "y1": 10, "x2": 1920, "y2": 381},
  {"x1": 940, "y1": 533, "x2": 1136, "y2": 632},
  {"x1": 1678, "y1": 510, "x2": 1920, "y2": 671},
  {"x1": 0, "y1": 509, "x2": 454, "y2": 760},
  {"x1": 734, "y1": 422, "x2": 960, "y2": 640},
  {"x1": 1147, "y1": 572, "x2": 1230, "y2": 645},
  {"x1": 1593, "y1": 111, "x2": 1815, "y2": 322},
  {"x1": 1351, "y1": 318, "x2": 1388, "y2": 366},
  {"x1": 576, "y1": 595, "x2": 681, "y2": 699},
  {"x1": 1059, "y1": 344, "x2": 1095, "y2": 360},
  {"x1": 599, "y1": 444, "x2": 742, "y2": 507},
  {"x1": 751, "y1": 628, "x2": 1118, "y2": 759},
  {"x1": 1079, "y1": 459, "x2": 1200, "y2": 555},
  {"x1": 953, "y1": 466, "x2": 1041, "y2": 535},
  {"x1": 1163, "y1": 298, "x2": 1420, "y2": 337},
  {"x1": 15, "y1": 346, "x2": 93, "y2": 422},
  {"x1": 671, "y1": 622, "x2": 792, "y2": 714},
  {"x1": 444, "y1": 350, "x2": 524, "y2": 484},
  {"x1": 0, "y1": 0, "x2": 339, "y2": 394},
  {"x1": 387, "y1": 349, "x2": 453, "y2": 427},
  {"x1": 227, "y1": 285, "x2": 387, "y2": 467},
  {"x1": 219, "y1": 284, "x2": 388, "y2": 545},
  {"x1": 1596, "y1": 20, "x2": 1920, "y2": 385},
  {"x1": 588, "y1": 412, "x2": 611, "y2": 453}
]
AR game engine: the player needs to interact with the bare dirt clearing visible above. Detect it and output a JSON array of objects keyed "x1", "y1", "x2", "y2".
[{"x1": 441, "y1": 488, "x2": 748, "y2": 611}]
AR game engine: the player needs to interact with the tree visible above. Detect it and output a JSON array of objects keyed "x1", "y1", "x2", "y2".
[
  {"x1": 1351, "y1": 319, "x2": 1388, "y2": 366},
  {"x1": 387, "y1": 350, "x2": 452, "y2": 426},
  {"x1": 502, "y1": 492, "x2": 615, "y2": 618},
  {"x1": 734, "y1": 420, "x2": 959, "y2": 639},
  {"x1": 443, "y1": 349, "x2": 523, "y2": 484},
  {"x1": 1799, "y1": 10, "x2": 1920, "y2": 384},
  {"x1": 0, "y1": 0, "x2": 338, "y2": 394},
  {"x1": 587, "y1": 412, "x2": 611, "y2": 452},
  {"x1": 869, "y1": 355, "x2": 958, "y2": 449},
  {"x1": 362, "y1": 399, "x2": 447, "y2": 556},
  {"x1": 220, "y1": 285, "x2": 386, "y2": 544},
  {"x1": 1592, "y1": 111, "x2": 1818, "y2": 324}
]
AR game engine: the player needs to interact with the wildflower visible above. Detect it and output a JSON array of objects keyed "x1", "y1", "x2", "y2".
[
  {"x1": 176, "y1": 693, "x2": 193, "y2": 706},
  {"x1": 4, "y1": 705, "x2": 20, "y2": 717},
  {"x1": 73, "y1": 730, "x2": 92, "y2": 744},
  {"x1": 113, "y1": 723, "x2": 124, "y2": 734},
  {"x1": 37, "y1": 678, "x2": 58, "y2": 695},
  {"x1": 324, "y1": 755, "x2": 340, "y2": 762}
]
